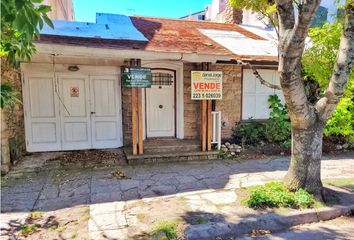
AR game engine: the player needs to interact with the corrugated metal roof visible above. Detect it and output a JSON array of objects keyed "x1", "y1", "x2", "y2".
[
  {"x1": 40, "y1": 13, "x2": 147, "y2": 41},
  {"x1": 38, "y1": 13, "x2": 278, "y2": 62},
  {"x1": 199, "y1": 29, "x2": 277, "y2": 57}
]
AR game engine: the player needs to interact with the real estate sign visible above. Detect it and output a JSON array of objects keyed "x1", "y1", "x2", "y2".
[
  {"x1": 191, "y1": 71, "x2": 222, "y2": 100},
  {"x1": 122, "y1": 67, "x2": 152, "y2": 88}
]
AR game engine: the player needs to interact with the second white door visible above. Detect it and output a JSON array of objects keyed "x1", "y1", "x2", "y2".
[
  {"x1": 58, "y1": 74, "x2": 122, "y2": 150},
  {"x1": 146, "y1": 70, "x2": 175, "y2": 137}
]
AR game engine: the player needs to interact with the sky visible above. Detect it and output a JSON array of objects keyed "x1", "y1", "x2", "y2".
[{"x1": 73, "y1": 0, "x2": 211, "y2": 22}]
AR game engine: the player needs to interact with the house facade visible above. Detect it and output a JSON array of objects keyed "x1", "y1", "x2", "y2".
[
  {"x1": 2, "y1": 12, "x2": 279, "y2": 172},
  {"x1": 22, "y1": 14, "x2": 278, "y2": 154}
]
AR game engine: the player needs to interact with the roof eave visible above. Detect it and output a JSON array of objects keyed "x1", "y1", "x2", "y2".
[{"x1": 34, "y1": 42, "x2": 231, "y2": 63}]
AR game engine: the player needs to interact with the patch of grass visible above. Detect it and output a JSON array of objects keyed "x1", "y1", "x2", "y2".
[
  {"x1": 193, "y1": 216, "x2": 209, "y2": 225},
  {"x1": 323, "y1": 178, "x2": 354, "y2": 191},
  {"x1": 136, "y1": 213, "x2": 146, "y2": 221},
  {"x1": 71, "y1": 232, "x2": 77, "y2": 239},
  {"x1": 56, "y1": 225, "x2": 65, "y2": 233},
  {"x1": 129, "y1": 200, "x2": 145, "y2": 208},
  {"x1": 82, "y1": 207, "x2": 90, "y2": 221},
  {"x1": 20, "y1": 224, "x2": 40, "y2": 235},
  {"x1": 177, "y1": 196, "x2": 187, "y2": 202},
  {"x1": 244, "y1": 182, "x2": 315, "y2": 209},
  {"x1": 215, "y1": 204, "x2": 227, "y2": 211},
  {"x1": 151, "y1": 220, "x2": 178, "y2": 240},
  {"x1": 29, "y1": 211, "x2": 43, "y2": 219}
]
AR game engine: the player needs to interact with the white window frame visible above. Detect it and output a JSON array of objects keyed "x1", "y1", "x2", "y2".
[{"x1": 242, "y1": 68, "x2": 284, "y2": 120}]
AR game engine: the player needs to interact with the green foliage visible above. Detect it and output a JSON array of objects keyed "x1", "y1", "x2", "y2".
[
  {"x1": 232, "y1": 121, "x2": 265, "y2": 145},
  {"x1": 229, "y1": 0, "x2": 277, "y2": 27},
  {"x1": 1, "y1": 0, "x2": 53, "y2": 66},
  {"x1": 245, "y1": 182, "x2": 315, "y2": 209},
  {"x1": 303, "y1": 21, "x2": 343, "y2": 89},
  {"x1": 303, "y1": 21, "x2": 354, "y2": 141},
  {"x1": 233, "y1": 95, "x2": 291, "y2": 148},
  {"x1": 217, "y1": 149, "x2": 228, "y2": 159},
  {"x1": 20, "y1": 224, "x2": 40, "y2": 235},
  {"x1": 294, "y1": 189, "x2": 316, "y2": 208},
  {"x1": 0, "y1": 82, "x2": 21, "y2": 109},
  {"x1": 264, "y1": 95, "x2": 291, "y2": 146},
  {"x1": 151, "y1": 220, "x2": 178, "y2": 240}
]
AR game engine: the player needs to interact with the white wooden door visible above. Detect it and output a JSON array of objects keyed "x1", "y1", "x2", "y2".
[
  {"x1": 90, "y1": 75, "x2": 122, "y2": 148},
  {"x1": 146, "y1": 70, "x2": 175, "y2": 137},
  {"x1": 24, "y1": 74, "x2": 61, "y2": 152},
  {"x1": 58, "y1": 74, "x2": 91, "y2": 150}
]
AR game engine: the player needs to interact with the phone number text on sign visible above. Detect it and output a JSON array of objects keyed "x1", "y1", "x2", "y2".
[{"x1": 191, "y1": 71, "x2": 222, "y2": 100}]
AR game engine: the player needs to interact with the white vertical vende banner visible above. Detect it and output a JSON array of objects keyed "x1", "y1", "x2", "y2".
[{"x1": 191, "y1": 71, "x2": 222, "y2": 100}]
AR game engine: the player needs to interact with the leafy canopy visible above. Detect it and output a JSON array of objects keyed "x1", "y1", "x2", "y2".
[
  {"x1": 303, "y1": 21, "x2": 354, "y2": 141},
  {"x1": 229, "y1": 0, "x2": 277, "y2": 27},
  {"x1": 1, "y1": 0, "x2": 53, "y2": 66}
]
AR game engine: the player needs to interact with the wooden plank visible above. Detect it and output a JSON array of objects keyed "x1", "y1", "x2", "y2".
[
  {"x1": 131, "y1": 88, "x2": 137, "y2": 155},
  {"x1": 201, "y1": 99, "x2": 207, "y2": 151},
  {"x1": 207, "y1": 100, "x2": 212, "y2": 151},
  {"x1": 137, "y1": 88, "x2": 143, "y2": 154}
]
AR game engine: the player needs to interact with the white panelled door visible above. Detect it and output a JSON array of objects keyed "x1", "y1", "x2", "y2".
[
  {"x1": 24, "y1": 71, "x2": 122, "y2": 152},
  {"x1": 90, "y1": 75, "x2": 121, "y2": 148},
  {"x1": 146, "y1": 70, "x2": 175, "y2": 137},
  {"x1": 59, "y1": 75, "x2": 91, "y2": 150},
  {"x1": 24, "y1": 74, "x2": 61, "y2": 152}
]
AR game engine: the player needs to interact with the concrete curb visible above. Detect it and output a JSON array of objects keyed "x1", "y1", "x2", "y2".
[{"x1": 185, "y1": 204, "x2": 354, "y2": 240}]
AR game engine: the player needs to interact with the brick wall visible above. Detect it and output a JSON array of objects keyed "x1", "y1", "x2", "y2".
[
  {"x1": 1, "y1": 59, "x2": 26, "y2": 174},
  {"x1": 211, "y1": 64, "x2": 242, "y2": 140},
  {"x1": 122, "y1": 87, "x2": 132, "y2": 146},
  {"x1": 183, "y1": 63, "x2": 202, "y2": 139},
  {"x1": 183, "y1": 63, "x2": 242, "y2": 140}
]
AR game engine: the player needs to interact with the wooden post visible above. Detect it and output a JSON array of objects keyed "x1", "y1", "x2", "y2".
[
  {"x1": 131, "y1": 88, "x2": 137, "y2": 155},
  {"x1": 130, "y1": 58, "x2": 143, "y2": 155},
  {"x1": 138, "y1": 88, "x2": 143, "y2": 154},
  {"x1": 207, "y1": 99, "x2": 212, "y2": 151},
  {"x1": 201, "y1": 99, "x2": 207, "y2": 151}
]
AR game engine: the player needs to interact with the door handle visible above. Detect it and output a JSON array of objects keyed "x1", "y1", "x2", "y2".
[
  {"x1": 91, "y1": 112, "x2": 96, "y2": 114},
  {"x1": 159, "y1": 105, "x2": 163, "y2": 109}
]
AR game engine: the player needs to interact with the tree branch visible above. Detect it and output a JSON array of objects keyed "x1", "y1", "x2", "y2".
[
  {"x1": 315, "y1": 4, "x2": 354, "y2": 122},
  {"x1": 274, "y1": 0, "x2": 295, "y2": 37},
  {"x1": 237, "y1": 60, "x2": 282, "y2": 90},
  {"x1": 286, "y1": 0, "x2": 321, "y2": 55}
]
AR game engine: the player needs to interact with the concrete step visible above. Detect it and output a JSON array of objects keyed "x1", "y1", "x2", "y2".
[
  {"x1": 143, "y1": 139, "x2": 201, "y2": 154},
  {"x1": 125, "y1": 149, "x2": 219, "y2": 165},
  {"x1": 143, "y1": 143, "x2": 201, "y2": 154}
]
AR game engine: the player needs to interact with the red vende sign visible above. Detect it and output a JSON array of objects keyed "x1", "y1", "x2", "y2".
[{"x1": 191, "y1": 71, "x2": 222, "y2": 100}]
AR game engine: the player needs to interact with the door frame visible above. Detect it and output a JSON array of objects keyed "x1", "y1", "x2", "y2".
[
  {"x1": 141, "y1": 61, "x2": 184, "y2": 140},
  {"x1": 145, "y1": 68, "x2": 176, "y2": 138}
]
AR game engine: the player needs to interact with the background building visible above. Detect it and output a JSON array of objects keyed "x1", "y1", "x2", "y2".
[{"x1": 41, "y1": 0, "x2": 75, "y2": 20}]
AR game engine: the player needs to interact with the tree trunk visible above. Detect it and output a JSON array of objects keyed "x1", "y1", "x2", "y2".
[{"x1": 284, "y1": 122, "x2": 324, "y2": 199}]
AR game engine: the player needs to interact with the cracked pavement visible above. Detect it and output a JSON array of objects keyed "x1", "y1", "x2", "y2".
[{"x1": 1, "y1": 152, "x2": 353, "y2": 239}]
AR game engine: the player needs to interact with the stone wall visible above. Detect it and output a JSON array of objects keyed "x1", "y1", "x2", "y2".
[
  {"x1": 183, "y1": 63, "x2": 242, "y2": 140},
  {"x1": 183, "y1": 63, "x2": 202, "y2": 139},
  {"x1": 122, "y1": 88, "x2": 132, "y2": 146},
  {"x1": 211, "y1": 64, "x2": 242, "y2": 140},
  {"x1": 1, "y1": 59, "x2": 26, "y2": 174}
]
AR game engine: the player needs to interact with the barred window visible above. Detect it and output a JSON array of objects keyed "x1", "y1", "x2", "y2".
[{"x1": 151, "y1": 72, "x2": 173, "y2": 86}]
